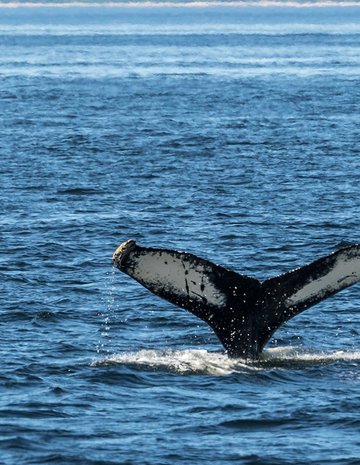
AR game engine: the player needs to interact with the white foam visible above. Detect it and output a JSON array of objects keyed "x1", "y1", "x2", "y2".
[
  {"x1": 93, "y1": 349, "x2": 248, "y2": 375},
  {"x1": 92, "y1": 347, "x2": 360, "y2": 374},
  {"x1": 261, "y1": 346, "x2": 360, "y2": 365}
]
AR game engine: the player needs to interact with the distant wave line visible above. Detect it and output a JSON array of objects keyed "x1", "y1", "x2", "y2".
[{"x1": 2, "y1": 1, "x2": 360, "y2": 8}]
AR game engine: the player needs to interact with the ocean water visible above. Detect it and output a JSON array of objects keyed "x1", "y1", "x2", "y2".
[{"x1": 1, "y1": 4, "x2": 360, "y2": 465}]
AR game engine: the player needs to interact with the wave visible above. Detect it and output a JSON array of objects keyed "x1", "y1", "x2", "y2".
[
  {"x1": 1, "y1": 1, "x2": 360, "y2": 8},
  {"x1": 92, "y1": 347, "x2": 360, "y2": 375}
]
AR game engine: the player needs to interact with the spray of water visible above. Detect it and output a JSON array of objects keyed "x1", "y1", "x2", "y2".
[
  {"x1": 92, "y1": 346, "x2": 360, "y2": 375},
  {"x1": 96, "y1": 268, "x2": 117, "y2": 355}
]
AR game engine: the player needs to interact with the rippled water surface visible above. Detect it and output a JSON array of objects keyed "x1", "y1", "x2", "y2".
[{"x1": 1, "y1": 6, "x2": 360, "y2": 465}]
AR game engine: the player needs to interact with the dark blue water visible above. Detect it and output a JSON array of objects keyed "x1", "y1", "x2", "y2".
[{"x1": 1, "y1": 6, "x2": 360, "y2": 465}]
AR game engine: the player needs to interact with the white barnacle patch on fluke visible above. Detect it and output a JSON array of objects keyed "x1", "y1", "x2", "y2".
[{"x1": 131, "y1": 251, "x2": 227, "y2": 307}]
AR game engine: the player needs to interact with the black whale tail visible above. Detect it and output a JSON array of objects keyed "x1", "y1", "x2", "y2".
[{"x1": 113, "y1": 240, "x2": 360, "y2": 359}]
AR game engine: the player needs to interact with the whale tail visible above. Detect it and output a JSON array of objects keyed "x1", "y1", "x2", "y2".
[{"x1": 113, "y1": 240, "x2": 360, "y2": 359}]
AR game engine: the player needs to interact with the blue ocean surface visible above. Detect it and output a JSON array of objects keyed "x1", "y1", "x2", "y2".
[{"x1": 1, "y1": 4, "x2": 360, "y2": 465}]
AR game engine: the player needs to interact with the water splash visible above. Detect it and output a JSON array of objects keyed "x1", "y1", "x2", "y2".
[
  {"x1": 92, "y1": 349, "x2": 248, "y2": 374},
  {"x1": 92, "y1": 346, "x2": 360, "y2": 375},
  {"x1": 258, "y1": 346, "x2": 360, "y2": 367},
  {"x1": 96, "y1": 268, "x2": 117, "y2": 355}
]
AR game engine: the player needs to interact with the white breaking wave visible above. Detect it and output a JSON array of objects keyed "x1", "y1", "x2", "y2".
[{"x1": 92, "y1": 347, "x2": 360, "y2": 375}]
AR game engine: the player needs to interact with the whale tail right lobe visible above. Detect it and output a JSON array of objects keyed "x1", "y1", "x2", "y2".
[{"x1": 257, "y1": 245, "x2": 360, "y2": 353}]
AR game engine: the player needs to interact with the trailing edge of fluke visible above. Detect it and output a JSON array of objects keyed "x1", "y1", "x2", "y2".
[{"x1": 112, "y1": 240, "x2": 360, "y2": 359}]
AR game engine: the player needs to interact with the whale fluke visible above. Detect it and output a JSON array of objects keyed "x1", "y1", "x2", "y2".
[{"x1": 112, "y1": 240, "x2": 360, "y2": 359}]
